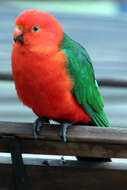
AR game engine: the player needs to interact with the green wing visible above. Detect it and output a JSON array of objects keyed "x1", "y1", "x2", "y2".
[{"x1": 61, "y1": 33, "x2": 110, "y2": 127}]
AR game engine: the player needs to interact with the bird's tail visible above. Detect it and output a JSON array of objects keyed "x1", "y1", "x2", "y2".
[
  {"x1": 83, "y1": 104, "x2": 110, "y2": 128},
  {"x1": 93, "y1": 110, "x2": 110, "y2": 128}
]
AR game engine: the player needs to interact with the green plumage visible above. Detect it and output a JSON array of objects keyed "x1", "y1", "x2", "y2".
[{"x1": 61, "y1": 33, "x2": 110, "y2": 127}]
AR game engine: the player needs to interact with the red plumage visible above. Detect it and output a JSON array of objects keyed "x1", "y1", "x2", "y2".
[{"x1": 12, "y1": 10, "x2": 90, "y2": 123}]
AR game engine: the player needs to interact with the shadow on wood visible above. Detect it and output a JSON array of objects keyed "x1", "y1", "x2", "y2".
[{"x1": 0, "y1": 160, "x2": 127, "y2": 190}]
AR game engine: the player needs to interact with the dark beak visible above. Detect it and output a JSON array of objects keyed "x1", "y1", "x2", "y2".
[{"x1": 14, "y1": 34, "x2": 24, "y2": 43}]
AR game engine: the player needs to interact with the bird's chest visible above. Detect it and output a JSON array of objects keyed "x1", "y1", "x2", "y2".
[{"x1": 12, "y1": 52, "x2": 73, "y2": 117}]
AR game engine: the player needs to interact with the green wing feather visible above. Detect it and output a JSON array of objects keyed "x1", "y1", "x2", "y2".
[{"x1": 61, "y1": 33, "x2": 110, "y2": 127}]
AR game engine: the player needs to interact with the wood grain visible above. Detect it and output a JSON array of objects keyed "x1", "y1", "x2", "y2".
[
  {"x1": 0, "y1": 122, "x2": 127, "y2": 158},
  {"x1": 0, "y1": 121, "x2": 127, "y2": 144}
]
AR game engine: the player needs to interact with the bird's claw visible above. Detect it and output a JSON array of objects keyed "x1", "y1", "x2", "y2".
[
  {"x1": 33, "y1": 117, "x2": 49, "y2": 139},
  {"x1": 60, "y1": 122, "x2": 73, "y2": 142}
]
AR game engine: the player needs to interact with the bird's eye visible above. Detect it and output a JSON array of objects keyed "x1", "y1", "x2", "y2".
[{"x1": 32, "y1": 25, "x2": 40, "y2": 32}]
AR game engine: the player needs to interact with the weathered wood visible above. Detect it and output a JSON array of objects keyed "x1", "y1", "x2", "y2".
[
  {"x1": 0, "y1": 122, "x2": 127, "y2": 158},
  {"x1": 0, "y1": 160, "x2": 127, "y2": 190},
  {"x1": 0, "y1": 121, "x2": 127, "y2": 144},
  {"x1": 0, "y1": 139, "x2": 127, "y2": 158}
]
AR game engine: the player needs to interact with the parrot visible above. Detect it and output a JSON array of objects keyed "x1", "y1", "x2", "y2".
[{"x1": 11, "y1": 10, "x2": 110, "y2": 142}]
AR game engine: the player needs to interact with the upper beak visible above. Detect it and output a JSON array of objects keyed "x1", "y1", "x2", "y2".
[{"x1": 13, "y1": 34, "x2": 24, "y2": 43}]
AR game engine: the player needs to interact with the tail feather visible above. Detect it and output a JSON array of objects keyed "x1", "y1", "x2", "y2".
[
  {"x1": 83, "y1": 104, "x2": 110, "y2": 128},
  {"x1": 93, "y1": 111, "x2": 110, "y2": 127}
]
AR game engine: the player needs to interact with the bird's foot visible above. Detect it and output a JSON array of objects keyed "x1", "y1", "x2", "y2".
[
  {"x1": 60, "y1": 122, "x2": 73, "y2": 142},
  {"x1": 33, "y1": 117, "x2": 49, "y2": 139}
]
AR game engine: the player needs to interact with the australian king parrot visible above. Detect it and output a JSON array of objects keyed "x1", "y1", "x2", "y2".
[{"x1": 12, "y1": 10, "x2": 110, "y2": 143}]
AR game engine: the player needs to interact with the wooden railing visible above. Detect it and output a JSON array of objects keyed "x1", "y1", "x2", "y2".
[
  {"x1": 0, "y1": 122, "x2": 127, "y2": 189},
  {"x1": 0, "y1": 121, "x2": 127, "y2": 158}
]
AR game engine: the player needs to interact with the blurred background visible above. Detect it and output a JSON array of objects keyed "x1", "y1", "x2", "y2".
[{"x1": 0, "y1": 0, "x2": 127, "y2": 128}]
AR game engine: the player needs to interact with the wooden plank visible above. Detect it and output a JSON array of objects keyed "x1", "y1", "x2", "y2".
[
  {"x1": 0, "y1": 160, "x2": 127, "y2": 190},
  {"x1": 0, "y1": 121, "x2": 127, "y2": 144},
  {"x1": 0, "y1": 139, "x2": 127, "y2": 158},
  {"x1": 0, "y1": 122, "x2": 127, "y2": 158}
]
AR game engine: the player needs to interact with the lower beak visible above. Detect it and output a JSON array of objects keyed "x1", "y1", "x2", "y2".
[{"x1": 14, "y1": 34, "x2": 24, "y2": 43}]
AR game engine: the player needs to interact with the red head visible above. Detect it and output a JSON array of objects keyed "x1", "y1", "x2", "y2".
[{"x1": 13, "y1": 10, "x2": 63, "y2": 54}]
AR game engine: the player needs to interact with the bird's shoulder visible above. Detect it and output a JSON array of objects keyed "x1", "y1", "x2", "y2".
[{"x1": 60, "y1": 32, "x2": 92, "y2": 65}]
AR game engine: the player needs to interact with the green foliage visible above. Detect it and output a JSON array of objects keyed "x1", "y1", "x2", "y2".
[{"x1": 61, "y1": 33, "x2": 110, "y2": 127}]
